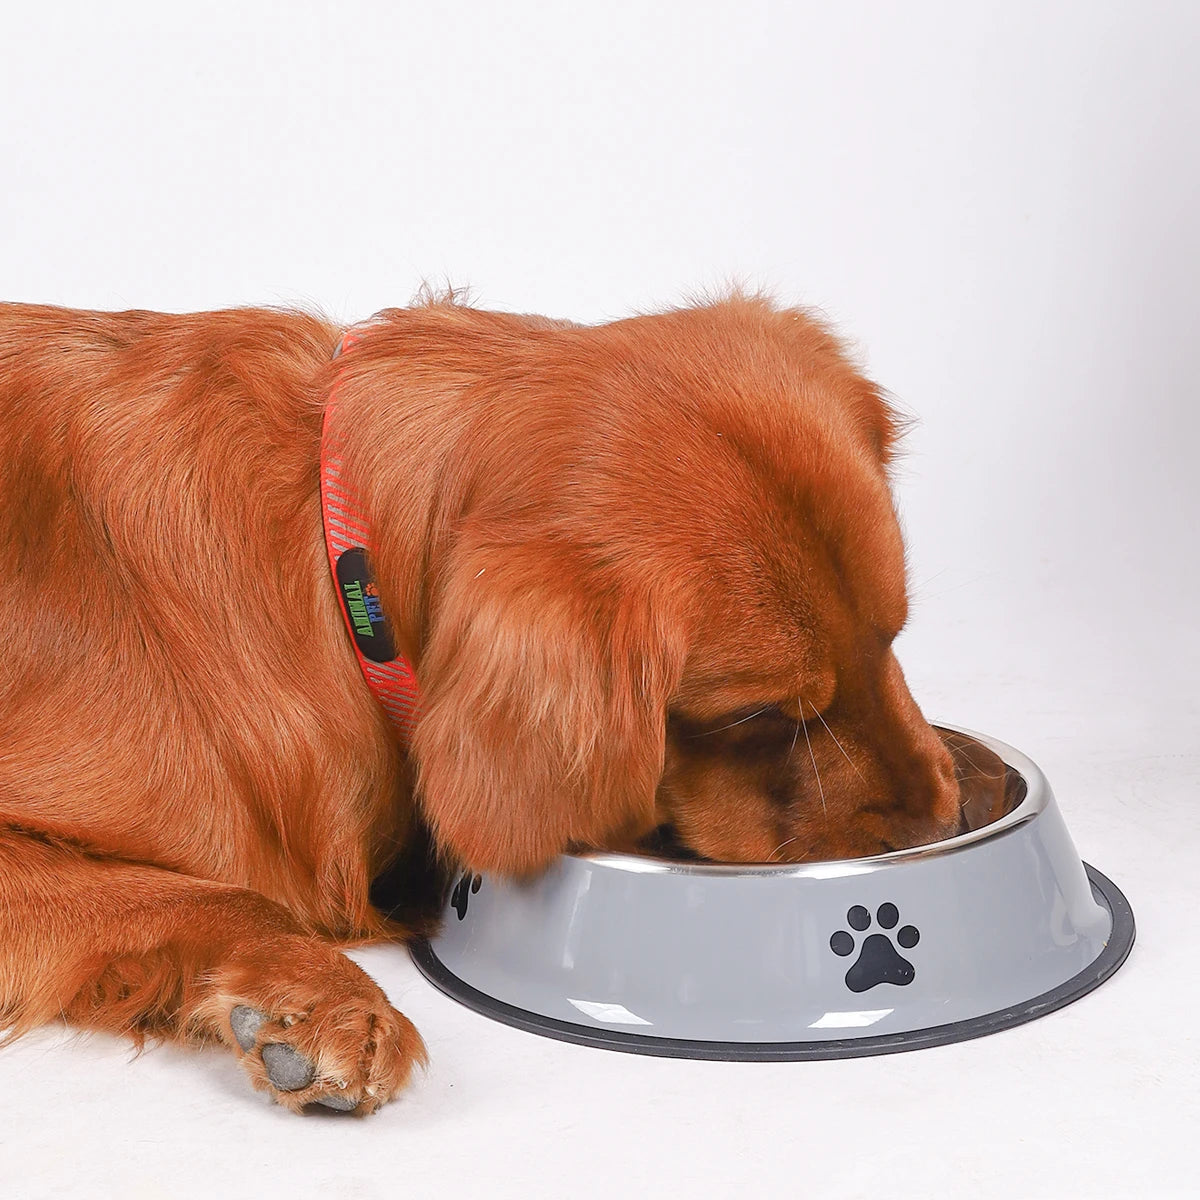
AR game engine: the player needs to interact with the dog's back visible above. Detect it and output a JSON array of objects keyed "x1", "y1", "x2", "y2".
[{"x1": 0, "y1": 304, "x2": 406, "y2": 927}]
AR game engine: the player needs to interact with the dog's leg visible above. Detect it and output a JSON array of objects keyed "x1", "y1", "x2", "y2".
[{"x1": 0, "y1": 826, "x2": 425, "y2": 1114}]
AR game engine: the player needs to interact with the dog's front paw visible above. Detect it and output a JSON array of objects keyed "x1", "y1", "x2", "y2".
[{"x1": 207, "y1": 939, "x2": 425, "y2": 1114}]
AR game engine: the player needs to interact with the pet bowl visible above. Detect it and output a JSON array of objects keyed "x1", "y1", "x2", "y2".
[{"x1": 411, "y1": 727, "x2": 1134, "y2": 1060}]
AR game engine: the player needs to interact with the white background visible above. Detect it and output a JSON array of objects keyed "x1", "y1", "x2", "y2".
[{"x1": 1, "y1": 2, "x2": 1197, "y2": 1197}]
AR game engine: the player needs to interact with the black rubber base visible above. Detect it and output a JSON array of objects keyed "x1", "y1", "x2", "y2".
[{"x1": 410, "y1": 863, "x2": 1135, "y2": 1062}]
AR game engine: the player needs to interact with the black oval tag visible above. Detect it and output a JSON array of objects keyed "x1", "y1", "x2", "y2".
[{"x1": 335, "y1": 547, "x2": 397, "y2": 663}]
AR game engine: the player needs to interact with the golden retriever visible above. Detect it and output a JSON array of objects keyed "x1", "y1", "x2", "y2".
[{"x1": 0, "y1": 294, "x2": 967, "y2": 1112}]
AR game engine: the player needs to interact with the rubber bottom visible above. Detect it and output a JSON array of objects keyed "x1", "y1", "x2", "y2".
[{"x1": 409, "y1": 863, "x2": 1135, "y2": 1062}]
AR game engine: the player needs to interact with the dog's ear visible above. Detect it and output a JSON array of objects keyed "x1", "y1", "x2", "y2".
[{"x1": 412, "y1": 533, "x2": 684, "y2": 877}]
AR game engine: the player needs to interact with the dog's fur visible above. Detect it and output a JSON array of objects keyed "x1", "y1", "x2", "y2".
[{"x1": 0, "y1": 294, "x2": 969, "y2": 1112}]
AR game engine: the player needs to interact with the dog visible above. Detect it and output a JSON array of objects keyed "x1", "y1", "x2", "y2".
[{"x1": 0, "y1": 293, "x2": 979, "y2": 1113}]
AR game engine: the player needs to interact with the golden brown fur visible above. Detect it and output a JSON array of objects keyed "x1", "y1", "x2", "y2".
[{"x1": 0, "y1": 294, "x2": 968, "y2": 1111}]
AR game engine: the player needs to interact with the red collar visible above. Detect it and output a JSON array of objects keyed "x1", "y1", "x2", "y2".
[{"x1": 320, "y1": 330, "x2": 421, "y2": 743}]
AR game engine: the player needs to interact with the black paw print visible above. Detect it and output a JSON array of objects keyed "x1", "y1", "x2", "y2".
[
  {"x1": 451, "y1": 872, "x2": 482, "y2": 920},
  {"x1": 830, "y1": 903, "x2": 920, "y2": 993}
]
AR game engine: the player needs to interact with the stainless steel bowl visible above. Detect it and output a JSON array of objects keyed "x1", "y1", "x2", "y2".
[{"x1": 411, "y1": 727, "x2": 1134, "y2": 1059}]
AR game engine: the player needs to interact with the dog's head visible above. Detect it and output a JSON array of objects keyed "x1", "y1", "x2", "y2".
[{"x1": 332, "y1": 295, "x2": 968, "y2": 875}]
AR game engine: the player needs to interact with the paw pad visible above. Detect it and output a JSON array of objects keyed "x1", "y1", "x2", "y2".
[
  {"x1": 230, "y1": 1004, "x2": 266, "y2": 1051},
  {"x1": 261, "y1": 1042, "x2": 316, "y2": 1092},
  {"x1": 830, "y1": 903, "x2": 920, "y2": 993},
  {"x1": 229, "y1": 1004, "x2": 356, "y2": 1111}
]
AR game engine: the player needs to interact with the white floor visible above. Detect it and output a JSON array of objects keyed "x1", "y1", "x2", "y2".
[{"x1": 1, "y1": 579, "x2": 1195, "y2": 1200}]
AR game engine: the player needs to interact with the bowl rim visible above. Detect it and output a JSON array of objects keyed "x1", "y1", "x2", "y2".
[{"x1": 570, "y1": 724, "x2": 1047, "y2": 879}]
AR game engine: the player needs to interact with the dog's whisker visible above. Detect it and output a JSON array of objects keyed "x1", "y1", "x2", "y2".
[
  {"x1": 801, "y1": 695, "x2": 868, "y2": 784},
  {"x1": 910, "y1": 567, "x2": 952, "y2": 593},
  {"x1": 686, "y1": 706, "x2": 772, "y2": 737},
  {"x1": 953, "y1": 769, "x2": 1004, "y2": 785},
  {"x1": 944, "y1": 743, "x2": 1005, "y2": 781},
  {"x1": 799, "y1": 699, "x2": 827, "y2": 819},
  {"x1": 768, "y1": 835, "x2": 801, "y2": 863}
]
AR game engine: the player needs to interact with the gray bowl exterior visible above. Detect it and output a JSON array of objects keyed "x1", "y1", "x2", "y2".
[{"x1": 419, "y1": 730, "x2": 1119, "y2": 1045}]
